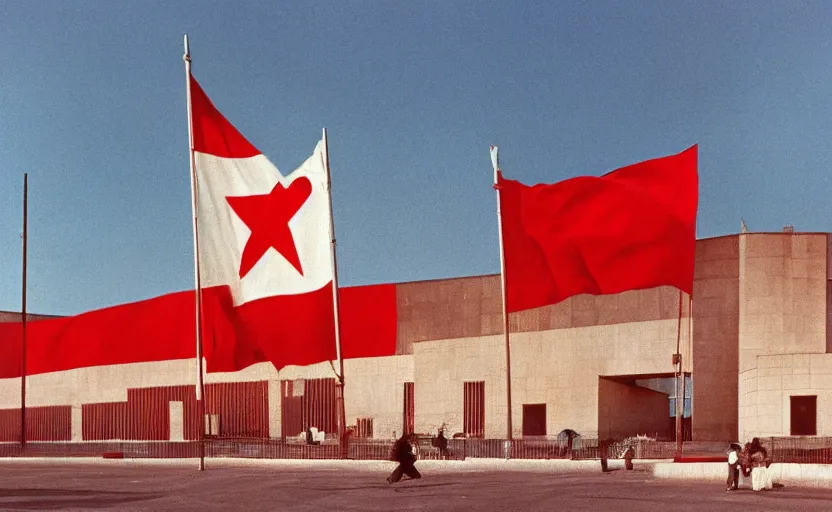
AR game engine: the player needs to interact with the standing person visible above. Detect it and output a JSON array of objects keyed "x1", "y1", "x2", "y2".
[
  {"x1": 748, "y1": 438, "x2": 773, "y2": 491},
  {"x1": 741, "y1": 442, "x2": 753, "y2": 479},
  {"x1": 623, "y1": 445, "x2": 635, "y2": 471},
  {"x1": 599, "y1": 439, "x2": 610, "y2": 473},
  {"x1": 726, "y1": 443, "x2": 742, "y2": 491},
  {"x1": 435, "y1": 425, "x2": 450, "y2": 460},
  {"x1": 387, "y1": 433, "x2": 422, "y2": 484}
]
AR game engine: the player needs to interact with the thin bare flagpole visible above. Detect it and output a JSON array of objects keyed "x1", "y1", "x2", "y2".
[
  {"x1": 683, "y1": 294, "x2": 692, "y2": 444},
  {"x1": 183, "y1": 34, "x2": 207, "y2": 472},
  {"x1": 674, "y1": 289, "x2": 683, "y2": 458},
  {"x1": 20, "y1": 173, "x2": 27, "y2": 449},
  {"x1": 491, "y1": 145, "x2": 513, "y2": 441},
  {"x1": 322, "y1": 128, "x2": 347, "y2": 456}
]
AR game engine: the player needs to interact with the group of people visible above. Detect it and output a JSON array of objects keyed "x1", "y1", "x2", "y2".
[
  {"x1": 727, "y1": 437, "x2": 773, "y2": 492},
  {"x1": 386, "y1": 431, "x2": 776, "y2": 490}
]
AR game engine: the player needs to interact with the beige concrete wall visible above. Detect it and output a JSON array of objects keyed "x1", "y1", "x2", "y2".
[
  {"x1": 396, "y1": 276, "x2": 681, "y2": 353},
  {"x1": 691, "y1": 236, "x2": 739, "y2": 441},
  {"x1": 737, "y1": 233, "x2": 828, "y2": 439},
  {"x1": 412, "y1": 335, "x2": 505, "y2": 438},
  {"x1": 741, "y1": 354, "x2": 832, "y2": 438},
  {"x1": 738, "y1": 233, "x2": 827, "y2": 372},
  {"x1": 341, "y1": 356, "x2": 413, "y2": 439},
  {"x1": 414, "y1": 315, "x2": 681, "y2": 439},
  {"x1": 738, "y1": 366, "x2": 756, "y2": 440},
  {"x1": 0, "y1": 354, "x2": 413, "y2": 440},
  {"x1": 275, "y1": 356, "x2": 414, "y2": 439},
  {"x1": 598, "y1": 378, "x2": 670, "y2": 440}
]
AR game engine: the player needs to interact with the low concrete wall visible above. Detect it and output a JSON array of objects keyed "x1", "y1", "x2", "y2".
[{"x1": 653, "y1": 462, "x2": 832, "y2": 488}]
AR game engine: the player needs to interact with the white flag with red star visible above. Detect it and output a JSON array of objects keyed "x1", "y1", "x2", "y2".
[
  {"x1": 190, "y1": 76, "x2": 331, "y2": 305},
  {"x1": 188, "y1": 74, "x2": 338, "y2": 371}
]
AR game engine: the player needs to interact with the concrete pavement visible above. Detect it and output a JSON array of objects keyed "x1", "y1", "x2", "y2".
[{"x1": 1, "y1": 459, "x2": 832, "y2": 511}]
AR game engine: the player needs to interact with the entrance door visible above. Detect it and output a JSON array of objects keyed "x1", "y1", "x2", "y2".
[{"x1": 790, "y1": 395, "x2": 817, "y2": 436}]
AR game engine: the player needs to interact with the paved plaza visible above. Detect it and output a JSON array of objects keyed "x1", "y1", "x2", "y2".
[{"x1": 2, "y1": 460, "x2": 832, "y2": 511}]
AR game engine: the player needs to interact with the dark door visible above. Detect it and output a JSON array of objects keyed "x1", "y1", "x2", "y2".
[
  {"x1": 790, "y1": 395, "x2": 817, "y2": 436},
  {"x1": 403, "y1": 382, "x2": 414, "y2": 435},
  {"x1": 522, "y1": 404, "x2": 546, "y2": 436}
]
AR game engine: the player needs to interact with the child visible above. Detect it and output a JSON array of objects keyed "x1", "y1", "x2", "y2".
[{"x1": 726, "y1": 443, "x2": 742, "y2": 491}]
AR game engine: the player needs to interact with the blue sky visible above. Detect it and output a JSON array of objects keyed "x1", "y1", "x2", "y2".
[{"x1": 2, "y1": 1, "x2": 832, "y2": 315}]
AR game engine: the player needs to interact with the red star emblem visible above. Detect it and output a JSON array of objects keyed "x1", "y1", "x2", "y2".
[{"x1": 226, "y1": 177, "x2": 312, "y2": 279}]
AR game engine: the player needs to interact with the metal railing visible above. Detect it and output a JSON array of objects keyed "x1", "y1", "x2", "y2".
[
  {"x1": 2, "y1": 436, "x2": 832, "y2": 464},
  {"x1": 762, "y1": 436, "x2": 832, "y2": 465}
]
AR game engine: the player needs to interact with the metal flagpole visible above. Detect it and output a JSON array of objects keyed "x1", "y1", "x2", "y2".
[
  {"x1": 20, "y1": 173, "x2": 28, "y2": 449},
  {"x1": 674, "y1": 290, "x2": 683, "y2": 458},
  {"x1": 183, "y1": 34, "x2": 207, "y2": 471},
  {"x1": 683, "y1": 294, "x2": 692, "y2": 444},
  {"x1": 322, "y1": 128, "x2": 348, "y2": 456},
  {"x1": 490, "y1": 145, "x2": 513, "y2": 441}
]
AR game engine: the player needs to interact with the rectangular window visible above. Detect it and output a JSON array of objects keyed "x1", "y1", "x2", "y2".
[
  {"x1": 463, "y1": 381, "x2": 485, "y2": 438},
  {"x1": 304, "y1": 378, "x2": 337, "y2": 436},
  {"x1": 522, "y1": 404, "x2": 546, "y2": 436},
  {"x1": 790, "y1": 395, "x2": 817, "y2": 436},
  {"x1": 280, "y1": 378, "x2": 337, "y2": 439},
  {"x1": 204, "y1": 413, "x2": 220, "y2": 437},
  {"x1": 356, "y1": 417, "x2": 374, "y2": 438},
  {"x1": 403, "y1": 382, "x2": 415, "y2": 435},
  {"x1": 280, "y1": 380, "x2": 304, "y2": 439}
]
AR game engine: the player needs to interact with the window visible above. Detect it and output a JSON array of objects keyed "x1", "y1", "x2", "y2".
[
  {"x1": 280, "y1": 378, "x2": 336, "y2": 439},
  {"x1": 463, "y1": 381, "x2": 485, "y2": 437},
  {"x1": 790, "y1": 395, "x2": 817, "y2": 436},
  {"x1": 304, "y1": 378, "x2": 337, "y2": 435},
  {"x1": 403, "y1": 382, "x2": 414, "y2": 435},
  {"x1": 205, "y1": 414, "x2": 220, "y2": 437},
  {"x1": 522, "y1": 404, "x2": 546, "y2": 436},
  {"x1": 356, "y1": 417, "x2": 374, "y2": 438}
]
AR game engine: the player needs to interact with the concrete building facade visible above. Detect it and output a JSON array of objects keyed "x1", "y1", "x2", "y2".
[{"x1": 0, "y1": 231, "x2": 830, "y2": 443}]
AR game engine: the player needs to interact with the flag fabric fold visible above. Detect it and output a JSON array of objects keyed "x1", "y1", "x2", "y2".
[{"x1": 495, "y1": 145, "x2": 698, "y2": 314}]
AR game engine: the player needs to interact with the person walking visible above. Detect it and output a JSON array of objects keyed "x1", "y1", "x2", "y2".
[
  {"x1": 726, "y1": 443, "x2": 742, "y2": 491},
  {"x1": 387, "y1": 433, "x2": 422, "y2": 484}
]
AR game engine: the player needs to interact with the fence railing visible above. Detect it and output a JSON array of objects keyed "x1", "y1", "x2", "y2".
[
  {"x1": 3, "y1": 435, "x2": 832, "y2": 464},
  {"x1": 0, "y1": 437, "x2": 789, "y2": 462},
  {"x1": 762, "y1": 436, "x2": 832, "y2": 465}
]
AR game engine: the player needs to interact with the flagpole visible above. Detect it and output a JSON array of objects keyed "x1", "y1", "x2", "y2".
[
  {"x1": 684, "y1": 294, "x2": 693, "y2": 444},
  {"x1": 674, "y1": 290, "x2": 683, "y2": 458},
  {"x1": 183, "y1": 34, "x2": 207, "y2": 472},
  {"x1": 20, "y1": 173, "x2": 27, "y2": 449},
  {"x1": 322, "y1": 128, "x2": 347, "y2": 456},
  {"x1": 490, "y1": 145, "x2": 513, "y2": 441}
]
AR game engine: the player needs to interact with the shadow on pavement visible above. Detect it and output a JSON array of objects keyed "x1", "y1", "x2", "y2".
[{"x1": 0, "y1": 488, "x2": 162, "y2": 510}]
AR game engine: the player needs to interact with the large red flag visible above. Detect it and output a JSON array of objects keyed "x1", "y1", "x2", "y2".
[
  {"x1": 0, "y1": 282, "x2": 397, "y2": 379},
  {"x1": 495, "y1": 145, "x2": 698, "y2": 314}
]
